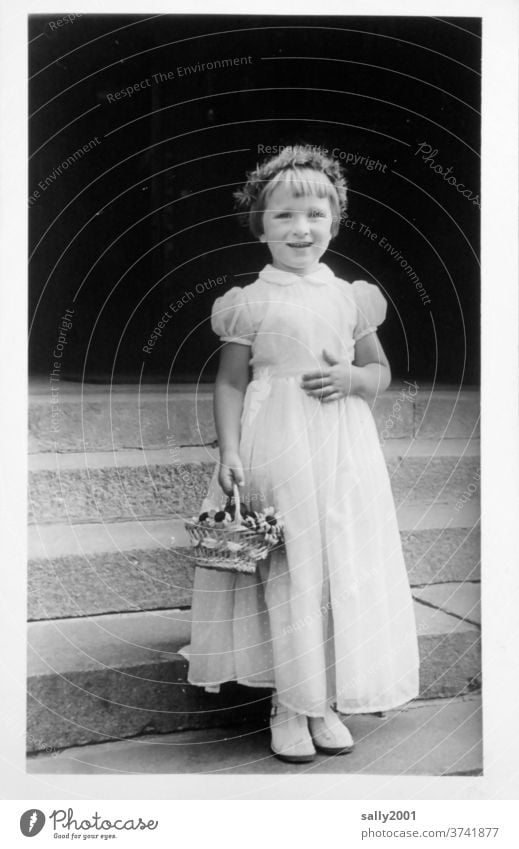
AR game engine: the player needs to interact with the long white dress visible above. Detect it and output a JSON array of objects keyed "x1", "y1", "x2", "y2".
[{"x1": 184, "y1": 262, "x2": 420, "y2": 717}]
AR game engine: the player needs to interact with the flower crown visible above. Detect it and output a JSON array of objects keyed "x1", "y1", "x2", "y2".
[{"x1": 233, "y1": 145, "x2": 348, "y2": 227}]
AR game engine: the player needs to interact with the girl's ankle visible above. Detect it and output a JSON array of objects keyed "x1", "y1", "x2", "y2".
[{"x1": 271, "y1": 694, "x2": 304, "y2": 718}]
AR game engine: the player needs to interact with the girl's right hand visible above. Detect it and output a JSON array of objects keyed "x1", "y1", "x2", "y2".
[{"x1": 218, "y1": 450, "x2": 245, "y2": 496}]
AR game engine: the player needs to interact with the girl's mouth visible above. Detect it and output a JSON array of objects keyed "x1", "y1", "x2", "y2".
[{"x1": 287, "y1": 242, "x2": 313, "y2": 248}]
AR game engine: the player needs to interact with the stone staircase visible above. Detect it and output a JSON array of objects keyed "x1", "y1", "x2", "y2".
[{"x1": 27, "y1": 380, "x2": 480, "y2": 754}]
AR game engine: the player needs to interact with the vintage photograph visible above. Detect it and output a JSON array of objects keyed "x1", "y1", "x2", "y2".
[{"x1": 26, "y1": 13, "x2": 481, "y2": 777}]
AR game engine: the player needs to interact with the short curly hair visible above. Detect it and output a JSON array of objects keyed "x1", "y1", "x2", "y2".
[{"x1": 233, "y1": 145, "x2": 348, "y2": 239}]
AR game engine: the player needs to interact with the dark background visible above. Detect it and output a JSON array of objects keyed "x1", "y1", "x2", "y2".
[{"x1": 28, "y1": 15, "x2": 481, "y2": 384}]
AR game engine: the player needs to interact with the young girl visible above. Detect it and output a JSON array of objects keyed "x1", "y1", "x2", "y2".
[{"x1": 184, "y1": 145, "x2": 420, "y2": 763}]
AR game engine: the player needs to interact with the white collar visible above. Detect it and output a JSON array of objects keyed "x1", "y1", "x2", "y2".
[{"x1": 258, "y1": 263, "x2": 336, "y2": 286}]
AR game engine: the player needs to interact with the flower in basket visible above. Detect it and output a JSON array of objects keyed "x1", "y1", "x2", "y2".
[
  {"x1": 192, "y1": 509, "x2": 218, "y2": 528},
  {"x1": 213, "y1": 510, "x2": 229, "y2": 528},
  {"x1": 254, "y1": 509, "x2": 284, "y2": 545}
]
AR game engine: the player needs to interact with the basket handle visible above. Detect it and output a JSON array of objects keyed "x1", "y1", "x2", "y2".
[{"x1": 232, "y1": 483, "x2": 243, "y2": 527}]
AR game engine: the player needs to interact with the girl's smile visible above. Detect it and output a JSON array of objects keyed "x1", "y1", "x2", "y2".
[{"x1": 260, "y1": 179, "x2": 334, "y2": 275}]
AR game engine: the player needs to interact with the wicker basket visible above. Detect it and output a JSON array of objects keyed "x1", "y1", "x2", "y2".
[{"x1": 184, "y1": 484, "x2": 283, "y2": 574}]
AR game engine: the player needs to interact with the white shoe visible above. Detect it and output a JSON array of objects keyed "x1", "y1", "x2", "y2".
[
  {"x1": 308, "y1": 707, "x2": 354, "y2": 755},
  {"x1": 270, "y1": 698, "x2": 316, "y2": 763}
]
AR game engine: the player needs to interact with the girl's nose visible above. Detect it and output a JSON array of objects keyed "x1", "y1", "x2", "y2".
[{"x1": 292, "y1": 215, "x2": 310, "y2": 237}]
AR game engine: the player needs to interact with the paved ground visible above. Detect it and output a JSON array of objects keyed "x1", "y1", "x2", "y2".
[{"x1": 27, "y1": 694, "x2": 481, "y2": 776}]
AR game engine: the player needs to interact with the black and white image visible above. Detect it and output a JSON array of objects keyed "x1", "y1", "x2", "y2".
[{"x1": 26, "y1": 13, "x2": 481, "y2": 779}]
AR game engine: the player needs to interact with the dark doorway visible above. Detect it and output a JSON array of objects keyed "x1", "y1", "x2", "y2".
[{"x1": 29, "y1": 14, "x2": 480, "y2": 385}]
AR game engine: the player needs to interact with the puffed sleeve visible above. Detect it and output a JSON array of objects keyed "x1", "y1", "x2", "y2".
[
  {"x1": 211, "y1": 286, "x2": 255, "y2": 346},
  {"x1": 351, "y1": 280, "x2": 387, "y2": 341}
]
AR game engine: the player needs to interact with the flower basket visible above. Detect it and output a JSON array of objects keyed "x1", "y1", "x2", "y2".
[{"x1": 184, "y1": 484, "x2": 285, "y2": 574}]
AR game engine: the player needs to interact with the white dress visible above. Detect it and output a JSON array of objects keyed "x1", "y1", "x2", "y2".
[{"x1": 184, "y1": 262, "x2": 420, "y2": 717}]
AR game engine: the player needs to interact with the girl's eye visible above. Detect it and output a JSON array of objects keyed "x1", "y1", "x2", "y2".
[{"x1": 310, "y1": 210, "x2": 326, "y2": 218}]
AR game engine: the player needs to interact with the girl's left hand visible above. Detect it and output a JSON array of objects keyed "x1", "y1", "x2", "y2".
[{"x1": 300, "y1": 348, "x2": 362, "y2": 402}]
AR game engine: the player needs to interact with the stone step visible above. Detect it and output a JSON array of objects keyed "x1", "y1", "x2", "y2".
[
  {"x1": 28, "y1": 439, "x2": 480, "y2": 524},
  {"x1": 28, "y1": 506, "x2": 480, "y2": 620},
  {"x1": 29, "y1": 381, "x2": 479, "y2": 453},
  {"x1": 413, "y1": 582, "x2": 481, "y2": 626},
  {"x1": 26, "y1": 599, "x2": 480, "y2": 753},
  {"x1": 27, "y1": 694, "x2": 482, "y2": 776}
]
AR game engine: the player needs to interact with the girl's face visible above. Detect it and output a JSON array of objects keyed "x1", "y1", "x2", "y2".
[{"x1": 260, "y1": 178, "x2": 334, "y2": 275}]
